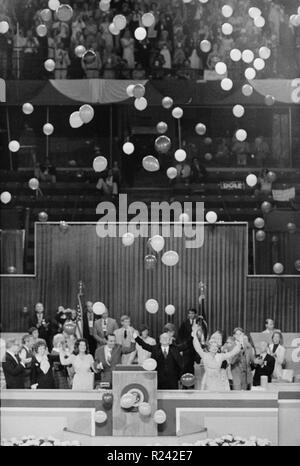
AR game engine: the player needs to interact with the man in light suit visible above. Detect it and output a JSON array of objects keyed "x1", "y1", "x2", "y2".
[
  {"x1": 94, "y1": 334, "x2": 136, "y2": 387},
  {"x1": 114, "y1": 315, "x2": 137, "y2": 364},
  {"x1": 93, "y1": 307, "x2": 118, "y2": 347}
]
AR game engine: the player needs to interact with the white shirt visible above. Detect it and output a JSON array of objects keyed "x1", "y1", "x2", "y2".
[
  {"x1": 161, "y1": 346, "x2": 169, "y2": 356},
  {"x1": 7, "y1": 350, "x2": 23, "y2": 366},
  {"x1": 136, "y1": 337, "x2": 156, "y2": 364},
  {"x1": 104, "y1": 346, "x2": 113, "y2": 365}
]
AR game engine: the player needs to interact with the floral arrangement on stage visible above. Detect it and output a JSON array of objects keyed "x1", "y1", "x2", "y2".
[
  {"x1": 1, "y1": 436, "x2": 81, "y2": 446},
  {"x1": 194, "y1": 434, "x2": 271, "y2": 446}
]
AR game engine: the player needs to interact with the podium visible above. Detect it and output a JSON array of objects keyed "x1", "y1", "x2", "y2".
[{"x1": 112, "y1": 368, "x2": 157, "y2": 436}]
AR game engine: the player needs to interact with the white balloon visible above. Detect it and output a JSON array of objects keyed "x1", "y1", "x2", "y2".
[
  {"x1": 134, "y1": 97, "x2": 148, "y2": 111},
  {"x1": 93, "y1": 156, "x2": 108, "y2": 172},
  {"x1": 0, "y1": 191, "x2": 12, "y2": 204},
  {"x1": 221, "y1": 23, "x2": 233, "y2": 35},
  {"x1": 222, "y1": 5, "x2": 233, "y2": 18},
  {"x1": 233, "y1": 104, "x2": 245, "y2": 118},
  {"x1": 145, "y1": 299, "x2": 159, "y2": 314},
  {"x1": 174, "y1": 149, "x2": 187, "y2": 162},
  {"x1": 161, "y1": 251, "x2": 179, "y2": 267},
  {"x1": 123, "y1": 142, "x2": 135, "y2": 155},
  {"x1": 8, "y1": 140, "x2": 20, "y2": 152},
  {"x1": 36, "y1": 24, "x2": 47, "y2": 37},
  {"x1": 142, "y1": 13, "x2": 155, "y2": 27},
  {"x1": 92, "y1": 302, "x2": 106, "y2": 315},
  {"x1": 0, "y1": 21, "x2": 9, "y2": 34},
  {"x1": 44, "y1": 58, "x2": 55, "y2": 72},
  {"x1": 48, "y1": 0, "x2": 60, "y2": 11},
  {"x1": 220, "y1": 78, "x2": 233, "y2": 91},
  {"x1": 75, "y1": 45, "x2": 86, "y2": 58},
  {"x1": 248, "y1": 7, "x2": 261, "y2": 19},
  {"x1": 167, "y1": 167, "x2": 177, "y2": 179},
  {"x1": 94, "y1": 410, "x2": 107, "y2": 424},
  {"x1": 172, "y1": 107, "x2": 183, "y2": 119},
  {"x1": 79, "y1": 104, "x2": 94, "y2": 124},
  {"x1": 242, "y1": 49, "x2": 254, "y2": 64},
  {"x1": 22, "y1": 103, "x2": 34, "y2": 115},
  {"x1": 200, "y1": 40, "x2": 211, "y2": 53},
  {"x1": 253, "y1": 58, "x2": 265, "y2": 71},
  {"x1": 235, "y1": 129, "x2": 247, "y2": 141},
  {"x1": 142, "y1": 358, "x2": 157, "y2": 371},
  {"x1": 215, "y1": 62, "x2": 227, "y2": 75},
  {"x1": 134, "y1": 27, "x2": 147, "y2": 41},
  {"x1": 259, "y1": 46, "x2": 271, "y2": 60},
  {"x1": 122, "y1": 232, "x2": 135, "y2": 246},
  {"x1": 150, "y1": 235, "x2": 165, "y2": 252},
  {"x1": 254, "y1": 217, "x2": 265, "y2": 229},
  {"x1": 244, "y1": 67, "x2": 256, "y2": 80},
  {"x1": 113, "y1": 14, "x2": 127, "y2": 30},
  {"x1": 230, "y1": 48, "x2": 242, "y2": 62},
  {"x1": 154, "y1": 410, "x2": 166, "y2": 424},
  {"x1": 69, "y1": 111, "x2": 83, "y2": 128},
  {"x1": 242, "y1": 84, "x2": 253, "y2": 96},
  {"x1": 165, "y1": 304, "x2": 175, "y2": 316},
  {"x1": 109, "y1": 22, "x2": 120, "y2": 35},
  {"x1": 43, "y1": 123, "x2": 54, "y2": 136},
  {"x1": 126, "y1": 84, "x2": 135, "y2": 97},
  {"x1": 246, "y1": 174, "x2": 258, "y2": 187},
  {"x1": 206, "y1": 211, "x2": 218, "y2": 224},
  {"x1": 254, "y1": 16, "x2": 265, "y2": 28},
  {"x1": 273, "y1": 263, "x2": 284, "y2": 275}
]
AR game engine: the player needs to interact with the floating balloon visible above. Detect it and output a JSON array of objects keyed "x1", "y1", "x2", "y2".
[
  {"x1": 113, "y1": 14, "x2": 126, "y2": 30},
  {"x1": 44, "y1": 59, "x2": 55, "y2": 72},
  {"x1": 253, "y1": 58, "x2": 265, "y2": 71},
  {"x1": 222, "y1": 5, "x2": 233, "y2": 18},
  {"x1": 122, "y1": 232, "x2": 135, "y2": 246},
  {"x1": 221, "y1": 78, "x2": 233, "y2": 91},
  {"x1": 266, "y1": 171, "x2": 277, "y2": 183},
  {"x1": 59, "y1": 220, "x2": 69, "y2": 232},
  {"x1": 215, "y1": 62, "x2": 227, "y2": 75},
  {"x1": 235, "y1": 129, "x2": 247, "y2": 141},
  {"x1": 134, "y1": 97, "x2": 148, "y2": 111},
  {"x1": 162, "y1": 96, "x2": 173, "y2": 109},
  {"x1": 143, "y1": 156, "x2": 160, "y2": 172},
  {"x1": 0, "y1": 191, "x2": 12, "y2": 204},
  {"x1": 7, "y1": 266, "x2": 17, "y2": 274},
  {"x1": 233, "y1": 104, "x2": 245, "y2": 118},
  {"x1": 256, "y1": 230, "x2": 266, "y2": 241},
  {"x1": 221, "y1": 23, "x2": 233, "y2": 35},
  {"x1": 254, "y1": 16, "x2": 265, "y2": 28},
  {"x1": 102, "y1": 392, "x2": 113, "y2": 409},
  {"x1": 273, "y1": 263, "x2": 284, "y2": 275},
  {"x1": 254, "y1": 217, "x2": 265, "y2": 229},
  {"x1": 200, "y1": 40, "x2": 211, "y2": 53},
  {"x1": 43, "y1": 123, "x2": 54, "y2": 136},
  {"x1": 242, "y1": 50, "x2": 254, "y2": 64},
  {"x1": 204, "y1": 153, "x2": 212, "y2": 161},
  {"x1": 120, "y1": 393, "x2": 136, "y2": 409},
  {"x1": 145, "y1": 299, "x2": 159, "y2": 314},
  {"x1": 123, "y1": 142, "x2": 135, "y2": 155},
  {"x1": 195, "y1": 123, "x2": 206, "y2": 135},
  {"x1": 259, "y1": 46, "x2": 271, "y2": 60},
  {"x1": 295, "y1": 260, "x2": 300, "y2": 272},
  {"x1": 172, "y1": 107, "x2": 183, "y2": 119},
  {"x1": 142, "y1": 358, "x2": 157, "y2": 371},
  {"x1": 261, "y1": 201, "x2": 272, "y2": 214},
  {"x1": 126, "y1": 84, "x2": 135, "y2": 97},
  {"x1": 167, "y1": 167, "x2": 177, "y2": 179},
  {"x1": 28, "y1": 178, "x2": 39, "y2": 190},
  {"x1": 246, "y1": 174, "x2": 257, "y2": 187},
  {"x1": 138, "y1": 402, "x2": 152, "y2": 416},
  {"x1": 206, "y1": 211, "x2": 218, "y2": 224},
  {"x1": 93, "y1": 156, "x2": 107, "y2": 173},
  {"x1": 242, "y1": 84, "x2": 253, "y2": 96},
  {"x1": 204, "y1": 137, "x2": 212, "y2": 145},
  {"x1": 144, "y1": 255, "x2": 157, "y2": 270},
  {"x1": 36, "y1": 24, "x2": 47, "y2": 37},
  {"x1": 153, "y1": 410, "x2": 166, "y2": 424},
  {"x1": 150, "y1": 235, "x2": 165, "y2": 252},
  {"x1": 155, "y1": 135, "x2": 171, "y2": 154},
  {"x1": 22, "y1": 103, "x2": 34, "y2": 115},
  {"x1": 248, "y1": 7, "x2": 261, "y2": 19},
  {"x1": 174, "y1": 149, "x2": 187, "y2": 162},
  {"x1": 0, "y1": 21, "x2": 9, "y2": 34},
  {"x1": 265, "y1": 95, "x2": 275, "y2": 106},
  {"x1": 287, "y1": 222, "x2": 296, "y2": 234},
  {"x1": 161, "y1": 251, "x2": 179, "y2": 267},
  {"x1": 75, "y1": 45, "x2": 86, "y2": 58},
  {"x1": 99, "y1": 0, "x2": 110, "y2": 12},
  {"x1": 133, "y1": 84, "x2": 145, "y2": 99},
  {"x1": 82, "y1": 49, "x2": 97, "y2": 65},
  {"x1": 38, "y1": 211, "x2": 48, "y2": 222},
  {"x1": 56, "y1": 4, "x2": 73, "y2": 22},
  {"x1": 156, "y1": 121, "x2": 168, "y2": 134},
  {"x1": 8, "y1": 140, "x2": 20, "y2": 152},
  {"x1": 179, "y1": 213, "x2": 189, "y2": 223},
  {"x1": 142, "y1": 12, "x2": 155, "y2": 27},
  {"x1": 134, "y1": 27, "x2": 147, "y2": 41},
  {"x1": 181, "y1": 373, "x2": 196, "y2": 388},
  {"x1": 48, "y1": 0, "x2": 60, "y2": 11},
  {"x1": 93, "y1": 302, "x2": 106, "y2": 315},
  {"x1": 245, "y1": 67, "x2": 256, "y2": 80},
  {"x1": 40, "y1": 8, "x2": 52, "y2": 22},
  {"x1": 63, "y1": 321, "x2": 76, "y2": 335},
  {"x1": 94, "y1": 410, "x2": 107, "y2": 424},
  {"x1": 230, "y1": 48, "x2": 242, "y2": 62},
  {"x1": 69, "y1": 111, "x2": 84, "y2": 128},
  {"x1": 165, "y1": 304, "x2": 175, "y2": 316},
  {"x1": 79, "y1": 104, "x2": 94, "y2": 124}
]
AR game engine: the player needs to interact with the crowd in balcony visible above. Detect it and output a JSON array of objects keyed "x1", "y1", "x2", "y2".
[{"x1": 0, "y1": 0, "x2": 299, "y2": 80}]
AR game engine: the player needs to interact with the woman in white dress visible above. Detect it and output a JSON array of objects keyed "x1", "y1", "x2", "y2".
[
  {"x1": 192, "y1": 325, "x2": 241, "y2": 391},
  {"x1": 121, "y1": 29, "x2": 135, "y2": 69},
  {"x1": 59, "y1": 339, "x2": 95, "y2": 390},
  {"x1": 136, "y1": 325, "x2": 156, "y2": 365},
  {"x1": 269, "y1": 330, "x2": 285, "y2": 379}
]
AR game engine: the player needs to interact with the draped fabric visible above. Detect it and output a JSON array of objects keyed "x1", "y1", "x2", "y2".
[
  {"x1": 0, "y1": 223, "x2": 247, "y2": 337},
  {"x1": 0, "y1": 230, "x2": 24, "y2": 274}
]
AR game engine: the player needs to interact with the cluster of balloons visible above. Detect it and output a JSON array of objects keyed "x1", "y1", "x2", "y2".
[{"x1": 70, "y1": 104, "x2": 94, "y2": 128}]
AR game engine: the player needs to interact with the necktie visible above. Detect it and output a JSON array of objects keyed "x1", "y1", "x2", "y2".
[
  {"x1": 163, "y1": 348, "x2": 168, "y2": 359},
  {"x1": 124, "y1": 329, "x2": 127, "y2": 340},
  {"x1": 107, "y1": 348, "x2": 112, "y2": 363}
]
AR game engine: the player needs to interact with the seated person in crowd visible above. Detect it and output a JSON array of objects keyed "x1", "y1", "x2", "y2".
[
  {"x1": 269, "y1": 330, "x2": 285, "y2": 380},
  {"x1": 93, "y1": 307, "x2": 118, "y2": 347},
  {"x1": 94, "y1": 334, "x2": 136, "y2": 387},
  {"x1": 114, "y1": 315, "x2": 137, "y2": 365},
  {"x1": 135, "y1": 325, "x2": 156, "y2": 365},
  {"x1": 31, "y1": 340, "x2": 55, "y2": 390},
  {"x1": 2, "y1": 339, "x2": 28, "y2": 389},
  {"x1": 133, "y1": 331, "x2": 184, "y2": 390},
  {"x1": 252, "y1": 340, "x2": 275, "y2": 386}
]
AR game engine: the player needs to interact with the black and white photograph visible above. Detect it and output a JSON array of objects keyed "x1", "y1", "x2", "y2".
[{"x1": 0, "y1": 0, "x2": 300, "y2": 454}]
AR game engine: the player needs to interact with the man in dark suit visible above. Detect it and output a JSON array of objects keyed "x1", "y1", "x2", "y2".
[
  {"x1": 82, "y1": 301, "x2": 97, "y2": 356},
  {"x1": 94, "y1": 334, "x2": 135, "y2": 387},
  {"x1": 2, "y1": 339, "x2": 27, "y2": 389},
  {"x1": 252, "y1": 340, "x2": 275, "y2": 386},
  {"x1": 178, "y1": 308, "x2": 200, "y2": 374},
  {"x1": 133, "y1": 331, "x2": 184, "y2": 390},
  {"x1": 28, "y1": 302, "x2": 53, "y2": 350}
]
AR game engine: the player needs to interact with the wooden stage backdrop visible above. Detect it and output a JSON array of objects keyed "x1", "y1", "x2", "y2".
[{"x1": 0, "y1": 223, "x2": 299, "y2": 336}]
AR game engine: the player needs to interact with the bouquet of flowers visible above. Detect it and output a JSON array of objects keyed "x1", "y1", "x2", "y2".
[
  {"x1": 194, "y1": 434, "x2": 271, "y2": 446},
  {"x1": 1, "y1": 435, "x2": 81, "y2": 446}
]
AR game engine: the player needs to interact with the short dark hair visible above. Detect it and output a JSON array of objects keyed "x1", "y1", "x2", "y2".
[
  {"x1": 73, "y1": 338, "x2": 89, "y2": 355},
  {"x1": 28, "y1": 327, "x2": 38, "y2": 335},
  {"x1": 22, "y1": 334, "x2": 30, "y2": 344},
  {"x1": 139, "y1": 325, "x2": 149, "y2": 333},
  {"x1": 187, "y1": 308, "x2": 197, "y2": 314},
  {"x1": 33, "y1": 339, "x2": 47, "y2": 353}
]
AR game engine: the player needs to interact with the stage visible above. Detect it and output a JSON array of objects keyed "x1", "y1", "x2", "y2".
[{"x1": 1, "y1": 385, "x2": 300, "y2": 446}]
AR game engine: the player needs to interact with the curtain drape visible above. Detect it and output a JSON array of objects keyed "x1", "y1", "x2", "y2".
[{"x1": 0, "y1": 229, "x2": 24, "y2": 274}]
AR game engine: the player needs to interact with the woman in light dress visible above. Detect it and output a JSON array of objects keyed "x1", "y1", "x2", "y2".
[
  {"x1": 59, "y1": 338, "x2": 95, "y2": 390},
  {"x1": 268, "y1": 331, "x2": 285, "y2": 379},
  {"x1": 192, "y1": 325, "x2": 241, "y2": 391}
]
